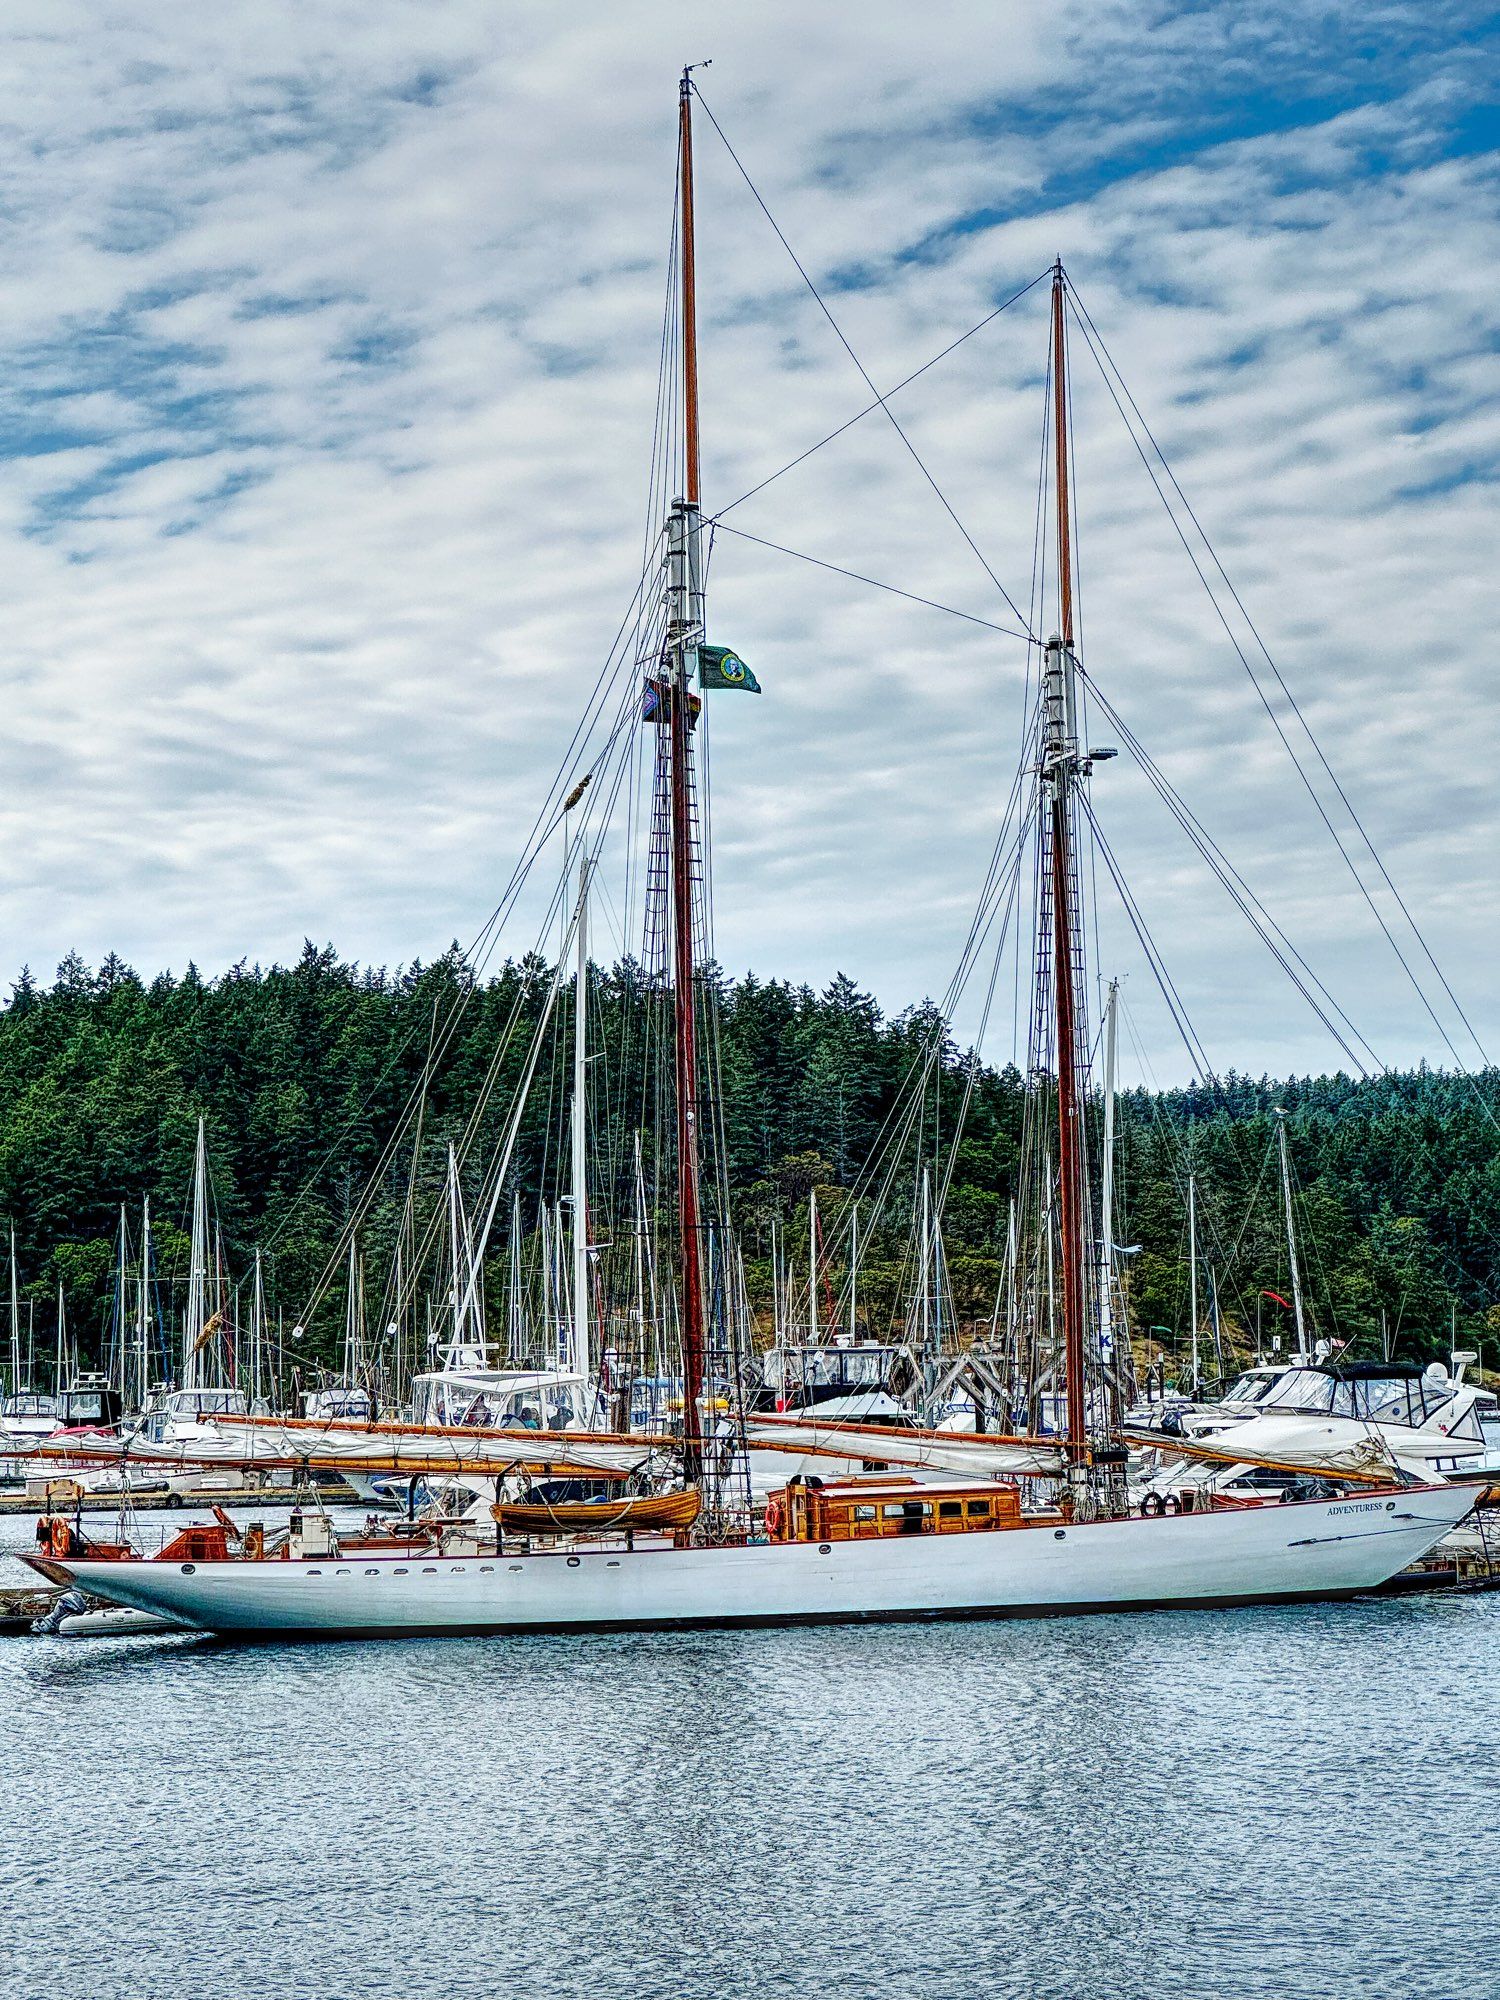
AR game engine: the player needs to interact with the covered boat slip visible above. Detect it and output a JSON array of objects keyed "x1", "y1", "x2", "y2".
[{"x1": 35, "y1": 1482, "x2": 1478, "y2": 1638}]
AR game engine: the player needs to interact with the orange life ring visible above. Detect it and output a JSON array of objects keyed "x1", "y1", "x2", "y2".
[
  {"x1": 36, "y1": 1517, "x2": 72, "y2": 1559},
  {"x1": 763, "y1": 1496, "x2": 783, "y2": 1539}
]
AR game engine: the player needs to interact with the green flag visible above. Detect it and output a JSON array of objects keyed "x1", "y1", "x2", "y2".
[{"x1": 698, "y1": 645, "x2": 760, "y2": 693}]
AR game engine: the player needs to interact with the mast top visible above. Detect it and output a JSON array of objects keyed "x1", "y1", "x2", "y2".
[{"x1": 1050, "y1": 263, "x2": 1075, "y2": 651}]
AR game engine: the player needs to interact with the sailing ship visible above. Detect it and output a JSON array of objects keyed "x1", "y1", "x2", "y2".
[{"x1": 27, "y1": 74, "x2": 1477, "y2": 1635}]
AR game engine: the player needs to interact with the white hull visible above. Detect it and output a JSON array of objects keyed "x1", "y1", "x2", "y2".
[{"x1": 48, "y1": 1485, "x2": 1475, "y2": 1639}]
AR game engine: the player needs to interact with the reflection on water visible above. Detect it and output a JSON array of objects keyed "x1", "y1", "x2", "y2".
[{"x1": 0, "y1": 1510, "x2": 1496, "y2": 2000}]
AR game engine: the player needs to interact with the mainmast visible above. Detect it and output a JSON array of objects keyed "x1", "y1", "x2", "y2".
[
  {"x1": 1044, "y1": 260, "x2": 1090, "y2": 1472},
  {"x1": 668, "y1": 67, "x2": 707, "y2": 1480}
]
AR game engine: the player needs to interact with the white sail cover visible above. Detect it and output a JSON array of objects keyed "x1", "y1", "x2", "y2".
[
  {"x1": 25, "y1": 1420, "x2": 670, "y2": 1480},
  {"x1": 745, "y1": 1414, "x2": 1066, "y2": 1479},
  {"x1": 1122, "y1": 1417, "x2": 1410, "y2": 1482}
]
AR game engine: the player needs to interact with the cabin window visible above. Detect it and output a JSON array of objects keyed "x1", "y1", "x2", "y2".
[
  {"x1": 853, "y1": 1505, "x2": 876, "y2": 1522},
  {"x1": 938, "y1": 1502, "x2": 963, "y2": 1520},
  {"x1": 966, "y1": 1500, "x2": 991, "y2": 1517}
]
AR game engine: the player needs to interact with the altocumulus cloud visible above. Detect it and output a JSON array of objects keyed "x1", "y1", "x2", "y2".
[{"x1": 0, "y1": 0, "x2": 1494, "y2": 1080}]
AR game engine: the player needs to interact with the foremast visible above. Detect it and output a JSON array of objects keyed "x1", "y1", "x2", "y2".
[
  {"x1": 1043, "y1": 262, "x2": 1094, "y2": 1489},
  {"x1": 668, "y1": 68, "x2": 707, "y2": 1482}
]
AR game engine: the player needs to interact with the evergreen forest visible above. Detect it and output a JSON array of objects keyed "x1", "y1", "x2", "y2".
[{"x1": 2, "y1": 945, "x2": 1498, "y2": 1393}]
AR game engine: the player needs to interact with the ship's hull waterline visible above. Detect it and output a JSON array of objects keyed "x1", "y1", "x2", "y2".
[{"x1": 36, "y1": 1484, "x2": 1475, "y2": 1640}]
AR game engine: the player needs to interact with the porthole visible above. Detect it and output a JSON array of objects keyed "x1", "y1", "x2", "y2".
[
  {"x1": 480, "y1": 1565, "x2": 495, "y2": 1573},
  {"x1": 607, "y1": 1561, "x2": 620, "y2": 1568},
  {"x1": 422, "y1": 1566, "x2": 437, "y2": 1574},
  {"x1": 365, "y1": 1568, "x2": 379, "y2": 1576},
  {"x1": 509, "y1": 1564, "x2": 523, "y2": 1573},
  {"x1": 393, "y1": 1567, "x2": 407, "y2": 1575},
  {"x1": 818, "y1": 1543, "x2": 832, "y2": 1554},
  {"x1": 1054, "y1": 1529, "x2": 1066, "y2": 1540},
  {"x1": 307, "y1": 1568, "x2": 322, "y2": 1576},
  {"x1": 180, "y1": 1563, "x2": 196, "y2": 1575},
  {"x1": 567, "y1": 1556, "x2": 581, "y2": 1568}
]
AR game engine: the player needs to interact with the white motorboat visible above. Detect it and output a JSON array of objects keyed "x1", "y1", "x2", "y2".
[{"x1": 1128, "y1": 1362, "x2": 1495, "y2": 1516}]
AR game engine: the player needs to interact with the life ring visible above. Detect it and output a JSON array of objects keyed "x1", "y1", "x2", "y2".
[
  {"x1": 1141, "y1": 1492, "x2": 1164, "y2": 1518},
  {"x1": 36, "y1": 1517, "x2": 73, "y2": 1559},
  {"x1": 763, "y1": 1496, "x2": 783, "y2": 1539},
  {"x1": 1162, "y1": 1494, "x2": 1181, "y2": 1516}
]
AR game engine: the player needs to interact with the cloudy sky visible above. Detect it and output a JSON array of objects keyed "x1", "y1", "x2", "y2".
[{"x1": 0, "y1": 1, "x2": 1496, "y2": 1082}]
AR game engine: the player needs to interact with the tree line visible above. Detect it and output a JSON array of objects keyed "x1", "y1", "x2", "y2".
[{"x1": 1, "y1": 945, "x2": 1497, "y2": 1387}]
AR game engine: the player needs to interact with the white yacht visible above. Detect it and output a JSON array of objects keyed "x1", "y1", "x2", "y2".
[{"x1": 1131, "y1": 1360, "x2": 1492, "y2": 1505}]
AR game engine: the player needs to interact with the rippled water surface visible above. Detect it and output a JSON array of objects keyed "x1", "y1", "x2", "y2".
[{"x1": 1, "y1": 1511, "x2": 1496, "y2": 2000}]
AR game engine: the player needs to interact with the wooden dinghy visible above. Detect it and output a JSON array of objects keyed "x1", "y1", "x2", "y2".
[{"x1": 491, "y1": 1486, "x2": 701, "y2": 1535}]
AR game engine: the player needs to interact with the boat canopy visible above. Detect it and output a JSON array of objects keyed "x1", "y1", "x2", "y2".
[{"x1": 1256, "y1": 1366, "x2": 1462, "y2": 1426}]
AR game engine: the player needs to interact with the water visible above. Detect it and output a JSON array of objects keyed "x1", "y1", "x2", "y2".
[{"x1": 2, "y1": 1510, "x2": 1497, "y2": 2000}]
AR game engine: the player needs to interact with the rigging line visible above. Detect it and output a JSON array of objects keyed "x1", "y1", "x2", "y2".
[
  {"x1": 716, "y1": 268, "x2": 1052, "y2": 519},
  {"x1": 1117, "y1": 999, "x2": 1274, "y2": 1344},
  {"x1": 692, "y1": 85, "x2": 1037, "y2": 640},
  {"x1": 710, "y1": 522, "x2": 1032, "y2": 643},
  {"x1": 1063, "y1": 290, "x2": 1495, "y2": 1114},
  {"x1": 260, "y1": 548, "x2": 660, "y2": 1262},
  {"x1": 1065, "y1": 277, "x2": 1494, "y2": 1077},
  {"x1": 1079, "y1": 798, "x2": 1214, "y2": 1080},
  {"x1": 295, "y1": 630, "x2": 652, "y2": 1331},
  {"x1": 1075, "y1": 666, "x2": 1379, "y2": 1073}
]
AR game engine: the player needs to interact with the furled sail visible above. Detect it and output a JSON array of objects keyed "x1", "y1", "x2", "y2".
[{"x1": 745, "y1": 1414, "x2": 1066, "y2": 1479}]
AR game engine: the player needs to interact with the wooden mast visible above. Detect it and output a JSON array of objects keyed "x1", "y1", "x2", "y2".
[
  {"x1": 1046, "y1": 260, "x2": 1089, "y2": 1468},
  {"x1": 679, "y1": 72, "x2": 702, "y2": 509},
  {"x1": 1051, "y1": 263, "x2": 1075, "y2": 652},
  {"x1": 672, "y1": 68, "x2": 706, "y2": 1478}
]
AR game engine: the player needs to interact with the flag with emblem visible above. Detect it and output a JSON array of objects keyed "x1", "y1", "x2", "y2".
[{"x1": 698, "y1": 645, "x2": 760, "y2": 693}]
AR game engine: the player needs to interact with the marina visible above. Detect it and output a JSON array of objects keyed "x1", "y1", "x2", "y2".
[
  {"x1": 3, "y1": 1506, "x2": 1496, "y2": 2000},
  {"x1": 1, "y1": 10, "x2": 1498, "y2": 1998}
]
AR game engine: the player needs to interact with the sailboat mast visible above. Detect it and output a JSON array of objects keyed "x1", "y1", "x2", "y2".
[
  {"x1": 508, "y1": 1192, "x2": 523, "y2": 1366},
  {"x1": 251, "y1": 1246, "x2": 265, "y2": 1408},
  {"x1": 670, "y1": 67, "x2": 707, "y2": 1479},
  {"x1": 1099, "y1": 980, "x2": 1118, "y2": 1369},
  {"x1": 1274, "y1": 1108, "x2": 1308, "y2": 1356},
  {"x1": 10, "y1": 1227, "x2": 20, "y2": 1393},
  {"x1": 114, "y1": 1205, "x2": 128, "y2": 1398},
  {"x1": 186, "y1": 1115, "x2": 209, "y2": 1390},
  {"x1": 808, "y1": 1187, "x2": 818, "y2": 1343},
  {"x1": 848, "y1": 1204, "x2": 858, "y2": 1341},
  {"x1": 1045, "y1": 261, "x2": 1089, "y2": 1465},
  {"x1": 137, "y1": 1197, "x2": 151, "y2": 1406},
  {"x1": 1188, "y1": 1169, "x2": 1200, "y2": 1392},
  {"x1": 344, "y1": 1235, "x2": 359, "y2": 1385},
  {"x1": 919, "y1": 1168, "x2": 933, "y2": 1354},
  {"x1": 571, "y1": 854, "x2": 592, "y2": 1388}
]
